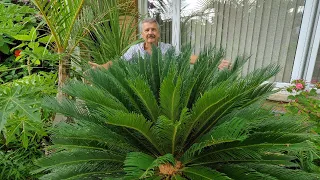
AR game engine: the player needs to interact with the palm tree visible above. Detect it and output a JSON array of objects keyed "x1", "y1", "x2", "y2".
[
  {"x1": 78, "y1": 2, "x2": 142, "y2": 65},
  {"x1": 34, "y1": 47, "x2": 319, "y2": 179},
  {"x1": 31, "y1": 0, "x2": 139, "y2": 98}
]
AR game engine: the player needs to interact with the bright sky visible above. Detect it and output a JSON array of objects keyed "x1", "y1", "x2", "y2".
[{"x1": 148, "y1": 0, "x2": 205, "y2": 19}]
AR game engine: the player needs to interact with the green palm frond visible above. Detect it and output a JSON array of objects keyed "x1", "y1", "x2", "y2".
[
  {"x1": 186, "y1": 140, "x2": 315, "y2": 166},
  {"x1": 231, "y1": 163, "x2": 320, "y2": 180},
  {"x1": 252, "y1": 116, "x2": 313, "y2": 133},
  {"x1": 124, "y1": 152, "x2": 155, "y2": 179},
  {"x1": 184, "y1": 64, "x2": 280, "y2": 145},
  {"x1": 62, "y1": 80, "x2": 128, "y2": 112},
  {"x1": 160, "y1": 73, "x2": 182, "y2": 121},
  {"x1": 37, "y1": 162, "x2": 123, "y2": 180},
  {"x1": 31, "y1": 0, "x2": 85, "y2": 51},
  {"x1": 125, "y1": 152, "x2": 175, "y2": 179},
  {"x1": 152, "y1": 115, "x2": 181, "y2": 154},
  {"x1": 182, "y1": 166, "x2": 230, "y2": 180},
  {"x1": 43, "y1": 97, "x2": 95, "y2": 123},
  {"x1": 35, "y1": 149, "x2": 124, "y2": 172},
  {"x1": 97, "y1": 110, "x2": 162, "y2": 155},
  {"x1": 218, "y1": 164, "x2": 279, "y2": 180},
  {"x1": 50, "y1": 121, "x2": 137, "y2": 153},
  {"x1": 34, "y1": 149, "x2": 125, "y2": 180},
  {"x1": 78, "y1": 0, "x2": 141, "y2": 65},
  {"x1": 182, "y1": 117, "x2": 248, "y2": 162},
  {"x1": 85, "y1": 66, "x2": 142, "y2": 113},
  {"x1": 127, "y1": 77, "x2": 159, "y2": 122}
]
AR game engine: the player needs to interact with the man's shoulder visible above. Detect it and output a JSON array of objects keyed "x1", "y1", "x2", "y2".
[
  {"x1": 129, "y1": 42, "x2": 143, "y2": 50},
  {"x1": 122, "y1": 42, "x2": 144, "y2": 61}
]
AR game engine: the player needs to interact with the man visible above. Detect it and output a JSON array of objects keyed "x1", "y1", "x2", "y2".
[{"x1": 89, "y1": 18, "x2": 230, "y2": 69}]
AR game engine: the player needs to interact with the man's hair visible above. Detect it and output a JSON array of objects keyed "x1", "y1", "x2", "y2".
[{"x1": 141, "y1": 18, "x2": 160, "y2": 31}]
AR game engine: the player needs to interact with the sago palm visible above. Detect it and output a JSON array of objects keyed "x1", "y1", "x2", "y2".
[{"x1": 34, "y1": 47, "x2": 319, "y2": 179}]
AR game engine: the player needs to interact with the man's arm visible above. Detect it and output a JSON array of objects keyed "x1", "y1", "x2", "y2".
[
  {"x1": 190, "y1": 55, "x2": 230, "y2": 70},
  {"x1": 88, "y1": 44, "x2": 138, "y2": 69},
  {"x1": 88, "y1": 61, "x2": 113, "y2": 70}
]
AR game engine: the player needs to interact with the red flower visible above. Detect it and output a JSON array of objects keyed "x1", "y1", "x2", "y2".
[
  {"x1": 14, "y1": 49, "x2": 22, "y2": 57},
  {"x1": 295, "y1": 83, "x2": 304, "y2": 90}
]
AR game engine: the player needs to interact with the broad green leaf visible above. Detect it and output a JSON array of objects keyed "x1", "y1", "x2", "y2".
[
  {"x1": 0, "y1": 85, "x2": 41, "y2": 132},
  {"x1": 28, "y1": 42, "x2": 39, "y2": 49},
  {"x1": 13, "y1": 35, "x2": 32, "y2": 41},
  {"x1": 0, "y1": 43, "x2": 10, "y2": 54},
  {"x1": 0, "y1": 111, "x2": 9, "y2": 132},
  {"x1": 33, "y1": 46, "x2": 48, "y2": 55},
  {"x1": 0, "y1": 36, "x2": 3, "y2": 46},
  {"x1": 14, "y1": 54, "x2": 23, "y2": 61},
  {"x1": 33, "y1": 59, "x2": 41, "y2": 65},
  {"x1": 38, "y1": 35, "x2": 55, "y2": 43}
]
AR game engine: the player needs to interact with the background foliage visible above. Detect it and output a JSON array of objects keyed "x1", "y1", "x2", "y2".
[
  {"x1": 0, "y1": 1, "x2": 57, "y2": 84},
  {"x1": 0, "y1": 72, "x2": 57, "y2": 179}
]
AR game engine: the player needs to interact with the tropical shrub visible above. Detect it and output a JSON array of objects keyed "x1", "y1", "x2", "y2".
[
  {"x1": 286, "y1": 80, "x2": 320, "y2": 133},
  {"x1": 35, "y1": 47, "x2": 319, "y2": 179},
  {"x1": 0, "y1": 72, "x2": 57, "y2": 179}
]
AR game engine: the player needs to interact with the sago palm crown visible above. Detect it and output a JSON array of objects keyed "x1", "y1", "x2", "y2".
[{"x1": 34, "y1": 46, "x2": 319, "y2": 179}]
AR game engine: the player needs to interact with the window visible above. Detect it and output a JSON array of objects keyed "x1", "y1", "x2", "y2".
[{"x1": 142, "y1": 0, "x2": 319, "y2": 84}]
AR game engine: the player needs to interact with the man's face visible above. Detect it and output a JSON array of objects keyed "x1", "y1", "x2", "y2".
[{"x1": 141, "y1": 22, "x2": 160, "y2": 44}]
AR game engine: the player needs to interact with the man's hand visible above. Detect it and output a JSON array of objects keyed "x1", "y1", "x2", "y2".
[
  {"x1": 218, "y1": 59, "x2": 231, "y2": 70},
  {"x1": 88, "y1": 61, "x2": 101, "y2": 69},
  {"x1": 88, "y1": 61, "x2": 113, "y2": 70},
  {"x1": 190, "y1": 55, "x2": 231, "y2": 70},
  {"x1": 190, "y1": 55, "x2": 198, "y2": 64}
]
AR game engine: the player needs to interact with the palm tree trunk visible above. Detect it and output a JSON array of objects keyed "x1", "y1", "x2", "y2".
[
  {"x1": 57, "y1": 59, "x2": 69, "y2": 99},
  {"x1": 54, "y1": 50, "x2": 70, "y2": 124}
]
